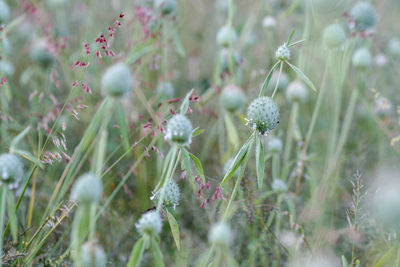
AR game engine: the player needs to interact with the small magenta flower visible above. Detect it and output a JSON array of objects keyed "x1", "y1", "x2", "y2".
[
  {"x1": 323, "y1": 24, "x2": 346, "y2": 49},
  {"x1": 267, "y1": 137, "x2": 283, "y2": 154},
  {"x1": 220, "y1": 84, "x2": 246, "y2": 113},
  {"x1": 30, "y1": 39, "x2": 55, "y2": 68},
  {"x1": 156, "y1": 82, "x2": 175, "y2": 100},
  {"x1": 81, "y1": 242, "x2": 107, "y2": 267},
  {"x1": 136, "y1": 210, "x2": 162, "y2": 236},
  {"x1": 0, "y1": 1, "x2": 10, "y2": 24},
  {"x1": 0, "y1": 153, "x2": 24, "y2": 189},
  {"x1": 101, "y1": 63, "x2": 133, "y2": 97},
  {"x1": 352, "y1": 47, "x2": 372, "y2": 70},
  {"x1": 246, "y1": 97, "x2": 279, "y2": 136},
  {"x1": 350, "y1": 1, "x2": 376, "y2": 31},
  {"x1": 275, "y1": 43, "x2": 290, "y2": 61},
  {"x1": 70, "y1": 173, "x2": 103, "y2": 205},
  {"x1": 209, "y1": 222, "x2": 232, "y2": 247},
  {"x1": 217, "y1": 25, "x2": 237, "y2": 47},
  {"x1": 154, "y1": 0, "x2": 177, "y2": 15},
  {"x1": 286, "y1": 81, "x2": 308, "y2": 103},
  {"x1": 164, "y1": 114, "x2": 193, "y2": 145}
]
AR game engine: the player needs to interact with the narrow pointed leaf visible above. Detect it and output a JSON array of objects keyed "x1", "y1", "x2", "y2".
[
  {"x1": 115, "y1": 104, "x2": 131, "y2": 153},
  {"x1": 259, "y1": 61, "x2": 280, "y2": 97},
  {"x1": 7, "y1": 190, "x2": 18, "y2": 242},
  {"x1": 166, "y1": 209, "x2": 180, "y2": 250},
  {"x1": 127, "y1": 237, "x2": 146, "y2": 267},
  {"x1": 189, "y1": 153, "x2": 206, "y2": 183},
  {"x1": 286, "y1": 61, "x2": 317, "y2": 92},
  {"x1": 224, "y1": 113, "x2": 239, "y2": 151},
  {"x1": 180, "y1": 89, "x2": 194, "y2": 115},
  {"x1": 151, "y1": 237, "x2": 165, "y2": 267}
]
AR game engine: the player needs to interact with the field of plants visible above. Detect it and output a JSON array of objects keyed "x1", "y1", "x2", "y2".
[{"x1": 0, "y1": 0, "x2": 400, "y2": 266}]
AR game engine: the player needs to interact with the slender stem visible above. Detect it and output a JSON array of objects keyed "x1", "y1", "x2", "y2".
[
  {"x1": 271, "y1": 62, "x2": 283, "y2": 98},
  {"x1": 0, "y1": 186, "x2": 7, "y2": 267}
]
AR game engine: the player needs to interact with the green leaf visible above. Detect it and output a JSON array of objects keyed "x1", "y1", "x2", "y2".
[
  {"x1": 220, "y1": 134, "x2": 255, "y2": 187},
  {"x1": 259, "y1": 61, "x2": 280, "y2": 97},
  {"x1": 286, "y1": 61, "x2": 317, "y2": 92},
  {"x1": 10, "y1": 126, "x2": 31, "y2": 151},
  {"x1": 341, "y1": 256, "x2": 348, "y2": 267},
  {"x1": 180, "y1": 89, "x2": 194, "y2": 115},
  {"x1": 287, "y1": 29, "x2": 296, "y2": 45},
  {"x1": 172, "y1": 27, "x2": 185, "y2": 57},
  {"x1": 151, "y1": 237, "x2": 165, "y2": 267},
  {"x1": 192, "y1": 128, "x2": 205, "y2": 137},
  {"x1": 374, "y1": 246, "x2": 395, "y2": 267},
  {"x1": 166, "y1": 209, "x2": 180, "y2": 250},
  {"x1": 7, "y1": 190, "x2": 18, "y2": 242},
  {"x1": 255, "y1": 136, "x2": 265, "y2": 189},
  {"x1": 126, "y1": 39, "x2": 155, "y2": 65},
  {"x1": 12, "y1": 149, "x2": 44, "y2": 169},
  {"x1": 189, "y1": 153, "x2": 206, "y2": 183},
  {"x1": 224, "y1": 113, "x2": 239, "y2": 151},
  {"x1": 180, "y1": 148, "x2": 194, "y2": 188},
  {"x1": 127, "y1": 237, "x2": 146, "y2": 267}
]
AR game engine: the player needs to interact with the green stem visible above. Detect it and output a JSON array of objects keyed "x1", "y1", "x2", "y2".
[
  {"x1": 271, "y1": 61, "x2": 283, "y2": 98},
  {"x1": 0, "y1": 186, "x2": 7, "y2": 267}
]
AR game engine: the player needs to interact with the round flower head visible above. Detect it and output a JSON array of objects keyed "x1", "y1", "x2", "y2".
[
  {"x1": 30, "y1": 39, "x2": 55, "y2": 68},
  {"x1": 388, "y1": 37, "x2": 400, "y2": 60},
  {"x1": 217, "y1": 25, "x2": 237, "y2": 48},
  {"x1": 156, "y1": 82, "x2": 175, "y2": 100},
  {"x1": 271, "y1": 179, "x2": 287, "y2": 192},
  {"x1": 0, "y1": 1, "x2": 10, "y2": 24},
  {"x1": 70, "y1": 173, "x2": 103, "y2": 205},
  {"x1": 154, "y1": 180, "x2": 180, "y2": 209},
  {"x1": 374, "y1": 53, "x2": 388, "y2": 67},
  {"x1": 0, "y1": 61, "x2": 14, "y2": 76},
  {"x1": 323, "y1": 24, "x2": 346, "y2": 49},
  {"x1": 164, "y1": 114, "x2": 193, "y2": 145},
  {"x1": 101, "y1": 63, "x2": 133, "y2": 97},
  {"x1": 220, "y1": 84, "x2": 246, "y2": 113},
  {"x1": 350, "y1": 1, "x2": 376, "y2": 31},
  {"x1": 352, "y1": 47, "x2": 372, "y2": 70},
  {"x1": 209, "y1": 222, "x2": 232, "y2": 247},
  {"x1": 286, "y1": 81, "x2": 308, "y2": 103},
  {"x1": 275, "y1": 43, "x2": 290, "y2": 61},
  {"x1": 262, "y1": 16, "x2": 277, "y2": 29},
  {"x1": 246, "y1": 97, "x2": 279, "y2": 135},
  {"x1": 136, "y1": 210, "x2": 162, "y2": 236},
  {"x1": 267, "y1": 71, "x2": 290, "y2": 92},
  {"x1": 267, "y1": 137, "x2": 283, "y2": 154},
  {"x1": 154, "y1": 0, "x2": 177, "y2": 15},
  {"x1": 81, "y1": 242, "x2": 107, "y2": 267},
  {"x1": 0, "y1": 153, "x2": 24, "y2": 189}
]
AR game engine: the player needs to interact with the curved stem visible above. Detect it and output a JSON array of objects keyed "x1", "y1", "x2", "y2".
[{"x1": 271, "y1": 62, "x2": 283, "y2": 98}]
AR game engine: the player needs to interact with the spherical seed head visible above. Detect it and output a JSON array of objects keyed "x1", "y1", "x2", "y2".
[
  {"x1": 81, "y1": 242, "x2": 107, "y2": 267},
  {"x1": 209, "y1": 222, "x2": 232, "y2": 247},
  {"x1": 350, "y1": 1, "x2": 376, "y2": 31},
  {"x1": 101, "y1": 63, "x2": 133, "y2": 98},
  {"x1": 262, "y1": 16, "x2": 277, "y2": 29},
  {"x1": 267, "y1": 71, "x2": 290, "y2": 91},
  {"x1": 286, "y1": 81, "x2": 308, "y2": 103},
  {"x1": 156, "y1": 82, "x2": 175, "y2": 99},
  {"x1": 220, "y1": 84, "x2": 246, "y2": 113},
  {"x1": 136, "y1": 211, "x2": 162, "y2": 236},
  {"x1": 0, "y1": 61, "x2": 14, "y2": 76},
  {"x1": 70, "y1": 173, "x2": 103, "y2": 205},
  {"x1": 275, "y1": 43, "x2": 290, "y2": 61},
  {"x1": 30, "y1": 40, "x2": 55, "y2": 68},
  {"x1": 323, "y1": 24, "x2": 346, "y2": 49},
  {"x1": 0, "y1": 1, "x2": 10, "y2": 24},
  {"x1": 165, "y1": 114, "x2": 193, "y2": 145},
  {"x1": 352, "y1": 47, "x2": 372, "y2": 70},
  {"x1": 267, "y1": 138, "x2": 283, "y2": 154},
  {"x1": 0, "y1": 153, "x2": 24, "y2": 189},
  {"x1": 154, "y1": 180, "x2": 180, "y2": 209},
  {"x1": 217, "y1": 25, "x2": 237, "y2": 48},
  {"x1": 246, "y1": 97, "x2": 279, "y2": 135},
  {"x1": 388, "y1": 38, "x2": 400, "y2": 60},
  {"x1": 154, "y1": 0, "x2": 177, "y2": 15},
  {"x1": 271, "y1": 179, "x2": 287, "y2": 192}
]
